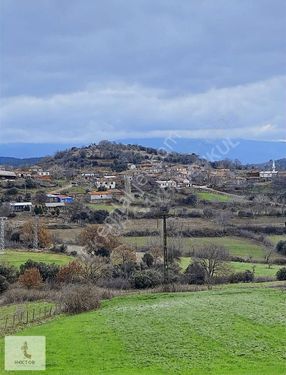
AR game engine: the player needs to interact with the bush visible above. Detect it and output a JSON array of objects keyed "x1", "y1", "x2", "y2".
[
  {"x1": 61, "y1": 284, "x2": 101, "y2": 314},
  {"x1": 0, "y1": 275, "x2": 9, "y2": 293},
  {"x1": 276, "y1": 267, "x2": 286, "y2": 281},
  {"x1": 97, "y1": 277, "x2": 131, "y2": 290},
  {"x1": 2, "y1": 287, "x2": 56, "y2": 304},
  {"x1": 142, "y1": 253, "x2": 154, "y2": 267},
  {"x1": 228, "y1": 270, "x2": 254, "y2": 283},
  {"x1": 0, "y1": 263, "x2": 18, "y2": 282},
  {"x1": 132, "y1": 269, "x2": 163, "y2": 289},
  {"x1": 184, "y1": 262, "x2": 206, "y2": 285},
  {"x1": 19, "y1": 268, "x2": 43, "y2": 289},
  {"x1": 57, "y1": 261, "x2": 83, "y2": 283},
  {"x1": 20, "y1": 260, "x2": 60, "y2": 282},
  {"x1": 50, "y1": 244, "x2": 67, "y2": 253},
  {"x1": 276, "y1": 241, "x2": 286, "y2": 256}
]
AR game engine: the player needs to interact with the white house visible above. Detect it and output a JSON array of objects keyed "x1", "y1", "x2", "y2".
[
  {"x1": 89, "y1": 191, "x2": 113, "y2": 202},
  {"x1": 156, "y1": 180, "x2": 177, "y2": 189},
  {"x1": 9, "y1": 202, "x2": 32, "y2": 212},
  {"x1": 95, "y1": 179, "x2": 116, "y2": 190},
  {"x1": 260, "y1": 161, "x2": 278, "y2": 179}
]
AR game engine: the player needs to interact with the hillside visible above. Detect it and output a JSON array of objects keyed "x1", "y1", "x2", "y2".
[
  {"x1": 255, "y1": 158, "x2": 286, "y2": 171},
  {"x1": 41, "y1": 140, "x2": 202, "y2": 171},
  {"x1": 0, "y1": 285, "x2": 285, "y2": 375}
]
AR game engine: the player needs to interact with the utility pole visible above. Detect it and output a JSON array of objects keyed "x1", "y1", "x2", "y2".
[
  {"x1": 162, "y1": 213, "x2": 168, "y2": 284},
  {"x1": 33, "y1": 216, "x2": 39, "y2": 250},
  {"x1": 0, "y1": 217, "x2": 7, "y2": 254},
  {"x1": 160, "y1": 205, "x2": 169, "y2": 284}
]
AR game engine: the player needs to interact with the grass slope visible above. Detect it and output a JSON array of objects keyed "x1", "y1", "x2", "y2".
[
  {"x1": 197, "y1": 191, "x2": 232, "y2": 202},
  {"x1": 0, "y1": 286, "x2": 285, "y2": 375},
  {"x1": 125, "y1": 236, "x2": 269, "y2": 260},
  {"x1": 0, "y1": 250, "x2": 71, "y2": 268},
  {"x1": 180, "y1": 257, "x2": 281, "y2": 277}
]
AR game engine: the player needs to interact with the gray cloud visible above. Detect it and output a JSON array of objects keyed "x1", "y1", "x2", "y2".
[
  {"x1": 0, "y1": 0, "x2": 285, "y2": 142},
  {"x1": 1, "y1": 76, "x2": 285, "y2": 143}
]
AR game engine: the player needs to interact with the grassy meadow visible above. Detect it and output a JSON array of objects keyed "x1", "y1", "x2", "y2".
[
  {"x1": 196, "y1": 191, "x2": 233, "y2": 202},
  {"x1": 0, "y1": 250, "x2": 71, "y2": 268},
  {"x1": 180, "y1": 257, "x2": 281, "y2": 277},
  {"x1": 0, "y1": 285, "x2": 285, "y2": 375},
  {"x1": 125, "y1": 236, "x2": 272, "y2": 261}
]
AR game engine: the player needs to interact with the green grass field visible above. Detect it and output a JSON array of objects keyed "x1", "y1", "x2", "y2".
[
  {"x1": 125, "y1": 236, "x2": 270, "y2": 261},
  {"x1": 0, "y1": 285, "x2": 285, "y2": 375},
  {"x1": 0, "y1": 250, "x2": 71, "y2": 268},
  {"x1": 197, "y1": 191, "x2": 232, "y2": 202},
  {"x1": 180, "y1": 257, "x2": 281, "y2": 277},
  {"x1": 268, "y1": 235, "x2": 286, "y2": 245}
]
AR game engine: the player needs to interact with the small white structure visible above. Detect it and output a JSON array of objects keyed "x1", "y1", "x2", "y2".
[
  {"x1": 45, "y1": 202, "x2": 65, "y2": 209},
  {"x1": 95, "y1": 179, "x2": 116, "y2": 190},
  {"x1": 37, "y1": 171, "x2": 50, "y2": 177},
  {"x1": 260, "y1": 160, "x2": 278, "y2": 179},
  {"x1": 9, "y1": 202, "x2": 32, "y2": 212},
  {"x1": 89, "y1": 191, "x2": 113, "y2": 202},
  {"x1": 0, "y1": 170, "x2": 17, "y2": 180},
  {"x1": 156, "y1": 180, "x2": 177, "y2": 189}
]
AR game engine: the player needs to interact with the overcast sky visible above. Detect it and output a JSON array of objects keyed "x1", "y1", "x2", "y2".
[{"x1": 0, "y1": 0, "x2": 285, "y2": 144}]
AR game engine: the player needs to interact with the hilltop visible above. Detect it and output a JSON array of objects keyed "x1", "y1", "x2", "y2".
[{"x1": 41, "y1": 140, "x2": 201, "y2": 171}]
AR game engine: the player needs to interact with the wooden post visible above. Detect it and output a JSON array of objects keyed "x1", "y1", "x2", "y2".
[{"x1": 4, "y1": 316, "x2": 8, "y2": 330}]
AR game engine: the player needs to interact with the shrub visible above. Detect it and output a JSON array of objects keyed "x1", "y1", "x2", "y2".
[
  {"x1": 0, "y1": 263, "x2": 18, "y2": 282},
  {"x1": 184, "y1": 262, "x2": 206, "y2": 285},
  {"x1": 97, "y1": 277, "x2": 131, "y2": 290},
  {"x1": 2, "y1": 287, "x2": 54, "y2": 304},
  {"x1": 19, "y1": 268, "x2": 43, "y2": 289},
  {"x1": 228, "y1": 270, "x2": 254, "y2": 283},
  {"x1": 276, "y1": 241, "x2": 286, "y2": 256},
  {"x1": 20, "y1": 260, "x2": 60, "y2": 282},
  {"x1": 132, "y1": 269, "x2": 163, "y2": 289},
  {"x1": 57, "y1": 261, "x2": 83, "y2": 283},
  {"x1": 0, "y1": 275, "x2": 9, "y2": 293},
  {"x1": 50, "y1": 244, "x2": 67, "y2": 253},
  {"x1": 142, "y1": 253, "x2": 154, "y2": 267},
  {"x1": 276, "y1": 267, "x2": 286, "y2": 281},
  {"x1": 61, "y1": 284, "x2": 101, "y2": 314}
]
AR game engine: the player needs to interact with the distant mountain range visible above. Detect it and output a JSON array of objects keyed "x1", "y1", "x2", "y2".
[
  {"x1": 119, "y1": 138, "x2": 286, "y2": 164},
  {"x1": 0, "y1": 139, "x2": 285, "y2": 165},
  {"x1": 0, "y1": 156, "x2": 42, "y2": 167}
]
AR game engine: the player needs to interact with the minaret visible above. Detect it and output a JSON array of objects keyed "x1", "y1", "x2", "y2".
[{"x1": 272, "y1": 160, "x2": 276, "y2": 173}]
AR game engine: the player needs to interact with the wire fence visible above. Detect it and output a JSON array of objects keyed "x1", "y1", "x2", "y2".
[{"x1": 0, "y1": 304, "x2": 62, "y2": 335}]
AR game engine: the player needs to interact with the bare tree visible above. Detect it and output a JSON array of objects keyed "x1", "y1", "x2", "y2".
[
  {"x1": 195, "y1": 244, "x2": 230, "y2": 285},
  {"x1": 215, "y1": 211, "x2": 232, "y2": 229}
]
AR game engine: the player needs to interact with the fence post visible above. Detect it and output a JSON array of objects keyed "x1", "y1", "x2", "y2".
[{"x1": 4, "y1": 316, "x2": 8, "y2": 330}]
